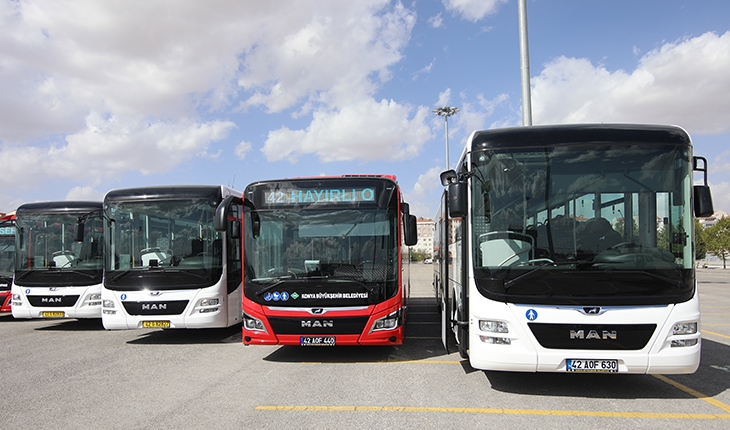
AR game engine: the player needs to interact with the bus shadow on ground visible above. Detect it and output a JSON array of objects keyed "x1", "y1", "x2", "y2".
[
  {"x1": 127, "y1": 325, "x2": 242, "y2": 345},
  {"x1": 263, "y1": 297, "x2": 453, "y2": 363},
  {"x1": 483, "y1": 339, "x2": 730, "y2": 400},
  {"x1": 34, "y1": 318, "x2": 105, "y2": 331}
]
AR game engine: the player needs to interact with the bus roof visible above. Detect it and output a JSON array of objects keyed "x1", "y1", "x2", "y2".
[
  {"x1": 16, "y1": 201, "x2": 103, "y2": 215},
  {"x1": 469, "y1": 124, "x2": 691, "y2": 151},
  {"x1": 104, "y1": 185, "x2": 241, "y2": 203}
]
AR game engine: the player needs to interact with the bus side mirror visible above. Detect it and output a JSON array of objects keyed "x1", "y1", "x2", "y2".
[
  {"x1": 230, "y1": 220, "x2": 241, "y2": 239},
  {"x1": 404, "y1": 214, "x2": 418, "y2": 246},
  {"x1": 694, "y1": 185, "x2": 714, "y2": 218},
  {"x1": 250, "y1": 211, "x2": 261, "y2": 239},
  {"x1": 447, "y1": 182, "x2": 467, "y2": 218},
  {"x1": 440, "y1": 169, "x2": 457, "y2": 186},
  {"x1": 74, "y1": 221, "x2": 85, "y2": 242},
  {"x1": 693, "y1": 156, "x2": 714, "y2": 218}
]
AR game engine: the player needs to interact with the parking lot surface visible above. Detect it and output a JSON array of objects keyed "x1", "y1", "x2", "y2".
[{"x1": 1, "y1": 263, "x2": 729, "y2": 429}]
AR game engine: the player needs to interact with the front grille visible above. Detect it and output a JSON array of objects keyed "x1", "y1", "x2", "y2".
[
  {"x1": 268, "y1": 316, "x2": 369, "y2": 335},
  {"x1": 27, "y1": 295, "x2": 80, "y2": 307},
  {"x1": 529, "y1": 323, "x2": 656, "y2": 350},
  {"x1": 122, "y1": 300, "x2": 188, "y2": 316}
]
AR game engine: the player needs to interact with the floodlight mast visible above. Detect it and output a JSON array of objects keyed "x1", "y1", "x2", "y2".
[
  {"x1": 432, "y1": 106, "x2": 460, "y2": 170},
  {"x1": 518, "y1": 0, "x2": 533, "y2": 126}
]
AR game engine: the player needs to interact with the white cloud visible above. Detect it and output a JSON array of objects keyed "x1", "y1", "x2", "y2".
[
  {"x1": 237, "y1": 1, "x2": 416, "y2": 113},
  {"x1": 65, "y1": 186, "x2": 104, "y2": 202},
  {"x1": 532, "y1": 31, "x2": 730, "y2": 135},
  {"x1": 442, "y1": 0, "x2": 507, "y2": 22},
  {"x1": 261, "y1": 99, "x2": 433, "y2": 163},
  {"x1": 428, "y1": 13, "x2": 443, "y2": 28},
  {"x1": 0, "y1": 0, "x2": 420, "y2": 205},
  {"x1": 406, "y1": 165, "x2": 443, "y2": 218},
  {"x1": 436, "y1": 88, "x2": 452, "y2": 107},
  {"x1": 412, "y1": 60, "x2": 434, "y2": 81},
  {"x1": 234, "y1": 141, "x2": 253, "y2": 159},
  {"x1": 708, "y1": 181, "x2": 730, "y2": 215},
  {"x1": 0, "y1": 113, "x2": 235, "y2": 190}
]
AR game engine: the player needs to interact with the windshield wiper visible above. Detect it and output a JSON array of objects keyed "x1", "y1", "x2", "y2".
[
  {"x1": 503, "y1": 262, "x2": 555, "y2": 290},
  {"x1": 254, "y1": 280, "x2": 285, "y2": 297}
]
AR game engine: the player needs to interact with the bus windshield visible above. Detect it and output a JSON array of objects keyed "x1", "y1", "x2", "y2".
[
  {"x1": 0, "y1": 228, "x2": 15, "y2": 282},
  {"x1": 104, "y1": 198, "x2": 223, "y2": 291},
  {"x1": 469, "y1": 143, "x2": 694, "y2": 305},
  {"x1": 15, "y1": 214, "x2": 104, "y2": 286},
  {"x1": 245, "y1": 207, "x2": 399, "y2": 304}
]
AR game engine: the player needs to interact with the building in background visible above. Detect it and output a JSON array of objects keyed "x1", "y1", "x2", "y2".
[{"x1": 413, "y1": 217, "x2": 434, "y2": 258}]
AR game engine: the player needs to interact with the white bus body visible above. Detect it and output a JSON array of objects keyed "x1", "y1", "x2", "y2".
[
  {"x1": 101, "y1": 185, "x2": 243, "y2": 330},
  {"x1": 435, "y1": 124, "x2": 713, "y2": 374},
  {"x1": 11, "y1": 201, "x2": 104, "y2": 320}
]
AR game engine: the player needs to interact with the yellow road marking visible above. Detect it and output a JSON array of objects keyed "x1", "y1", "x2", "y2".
[
  {"x1": 653, "y1": 374, "x2": 730, "y2": 414},
  {"x1": 704, "y1": 330, "x2": 730, "y2": 339},
  {"x1": 255, "y1": 405, "x2": 730, "y2": 419}
]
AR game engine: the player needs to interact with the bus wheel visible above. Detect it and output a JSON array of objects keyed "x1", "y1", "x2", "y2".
[{"x1": 456, "y1": 306, "x2": 468, "y2": 359}]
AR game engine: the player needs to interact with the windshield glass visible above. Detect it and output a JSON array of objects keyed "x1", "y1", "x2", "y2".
[
  {"x1": 0, "y1": 227, "x2": 15, "y2": 285},
  {"x1": 104, "y1": 198, "x2": 223, "y2": 291},
  {"x1": 15, "y1": 214, "x2": 103, "y2": 286},
  {"x1": 245, "y1": 208, "x2": 398, "y2": 305},
  {"x1": 469, "y1": 143, "x2": 694, "y2": 305}
]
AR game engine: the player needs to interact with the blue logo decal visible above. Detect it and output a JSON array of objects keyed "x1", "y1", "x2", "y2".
[
  {"x1": 25, "y1": 289, "x2": 30, "y2": 294},
  {"x1": 281, "y1": 292, "x2": 289, "y2": 301},
  {"x1": 526, "y1": 309, "x2": 538, "y2": 321},
  {"x1": 263, "y1": 292, "x2": 273, "y2": 302},
  {"x1": 272, "y1": 292, "x2": 281, "y2": 301},
  {"x1": 121, "y1": 294, "x2": 127, "y2": 301}
]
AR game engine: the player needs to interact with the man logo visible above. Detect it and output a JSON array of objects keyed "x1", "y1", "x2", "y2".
[
  {"x1": 141, "y1": 303, "x2": 167, "y2": 311},
  {"x1": 301, "y1": 320, "x2": 333, "y2": 328},
  {"x1": 570, "y1": 329, "x2": 617, "y2": 340},
  {"x1": 41, "y1": 297, "x2": 62, "y2": 303}
]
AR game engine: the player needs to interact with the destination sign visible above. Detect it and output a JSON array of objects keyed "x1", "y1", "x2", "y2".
[
  {"x1": 263, "y1": 187, "x2": 376, "y2": 206},
  {"x1": 0, "y1": 226, "x2": 15, "y2": 235}
]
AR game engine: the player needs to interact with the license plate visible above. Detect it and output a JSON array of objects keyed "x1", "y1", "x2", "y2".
[
  {"x1": 566, "y1": 359, "x2": 619, "y2": 372},
  {"x1": 142, "y1": 321, "x2": 171, "y2": 329},
  {"x1": 300, "y1": 336, "x2": 336, "y2": 346},
  {"x1": 41, "y1": 311, "x2": 65, "y2": 318}
]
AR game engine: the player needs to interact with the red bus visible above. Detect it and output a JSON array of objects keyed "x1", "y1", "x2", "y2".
[
  {"x1": 0, "y1": 212, "x2": 15, "y2": 312},
  {"x1": 216, "y1": 175, "x2": 418, "y2": 346}
]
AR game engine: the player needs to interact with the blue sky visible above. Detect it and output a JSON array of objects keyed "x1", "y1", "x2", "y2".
[{"x1": 1, "y1": 0, "x2": 730, "y2": 218}]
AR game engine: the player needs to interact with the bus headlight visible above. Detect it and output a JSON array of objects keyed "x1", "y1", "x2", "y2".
[
  {"x1": 243, "y1": 313, "x2": 267, "y2": 332},
  {"x1": 85, "y1": 293, "x2": 102, "y2": 306},
  {"x1": 199, "y1": 298, "x2": 220, "y2": 307},
  {"x1": 672, "y1": 321, "x2": 697, "y2": 335},
  {"x1": 371, "y1": 310, "x2": 401, "y2": 332},
  {"x1": 479, "y1": 336, "x2": 511, "y2": 345},
  {"x1": 479, "y1": 320, "x2": 509, "y2": 333}
]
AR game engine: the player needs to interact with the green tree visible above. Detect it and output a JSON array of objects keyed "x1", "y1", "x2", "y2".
[
  {"x1": 704, "y1": 217, "x2": 730, "y2": 269},
  {"x1": 694, "y1": 218, "x2": 706, "y2": 260}
]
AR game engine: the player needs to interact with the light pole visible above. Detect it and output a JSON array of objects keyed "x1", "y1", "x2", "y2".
[{"x1": 432, "y1": 106, "x2": 459, "y2": 170}]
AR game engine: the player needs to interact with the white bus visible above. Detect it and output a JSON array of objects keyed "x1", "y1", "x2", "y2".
[
  {"x1": 11, "y1": 201, "x2": 104, "y2": 319},
  {"x1": 100, "y1": 185, "x2": 243, "y2": 330},
  {"x1": 434, "y1": 124, "x2": 714, "y2": 374}
]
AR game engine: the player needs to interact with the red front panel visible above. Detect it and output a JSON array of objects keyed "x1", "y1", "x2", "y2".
[{"x1": 242, "y1": 294, "x2": 404, "y2": 346}]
